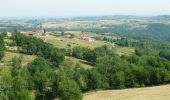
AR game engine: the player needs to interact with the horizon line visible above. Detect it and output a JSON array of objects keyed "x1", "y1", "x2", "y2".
[{"x1": 0, "y1": 14, "x2": 170, "y2": 19}]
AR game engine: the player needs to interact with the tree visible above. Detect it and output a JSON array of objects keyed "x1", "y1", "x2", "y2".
[
  {"x1": 159, "y1": 50, "x2": 170, "y2": 60},
  {"x1": 72, "y1": 47, "x2": 83, "y2": 59},
  {"x1": 110, "y1": 71, "x2": 125, "y2": 89},
  {"x1": 58, "y1": 80, "x2": 82, "y2": 100},
  {"x1": 12, "y1": 32, "x2": 65, "y2": 67},
  {"x1": 9, "y1": 56, "x2": 31, "y2": 100},
  {"x1": 11, "y1": 56, "x2": 22, "y2": 78},
  {"x1": 27, "y1": 57, "x2": 51, "y2": 99},
  {"x1": 83, "y1": 48, "x2": 96, "y2": 63},
  {"x1": 87, "y1": 69, "x2": 103, "y2": 90}
]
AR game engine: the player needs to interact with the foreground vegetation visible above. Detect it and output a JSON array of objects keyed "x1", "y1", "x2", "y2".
[{"x1": 1, "y1": 22, "x2": 170, "y2": 100}]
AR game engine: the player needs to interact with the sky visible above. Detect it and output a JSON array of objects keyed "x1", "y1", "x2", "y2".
[{"x1": 0, "y1": 0, "x2": 170, "y2": 18}]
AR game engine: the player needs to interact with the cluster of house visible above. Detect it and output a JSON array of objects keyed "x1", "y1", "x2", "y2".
[
  {"x1": 78, "y1": 34, "x2": 95, "y2": 42},
  {"x1": 60, "y1": 32, "x2": 95, "y2": 42},
  {"x1": 7, "y1": 26, "x2": 46, "y2": 37},
  {"x1": 19, "y1": 26, "x2": 46, "y2": 36}
]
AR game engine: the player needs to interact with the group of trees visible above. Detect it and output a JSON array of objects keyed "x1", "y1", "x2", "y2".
[
  {"x1": 159, "y1": 50, "x2": 170, "y2": 61},
  {"x1": 54, "y1": 45, "x2": 170, "y2": 99},
  {"x1": 67, "y1": 45, "x2": 113, "y2": 65},
  {"x1": 1, "y1": 56, "x2": 85, "y2": 100},
  {"x1": 66, "y1": 47, "x2": 96, "y2": 64},
  {"x1": 0, "y1": 32, "x2": 6, "y2": 60},
  {"x1": 115, "y1": 37, "x2": 137, "y2": 47},
  {"x1": 1, "y1": 56, "x2": 32, "y2": 100},
  {"x1": 95, "y1": 51, "x2": 170, "y2": 89},
  {"x1": 12, "y1": 31, "x2": 65, "y2": 67}
]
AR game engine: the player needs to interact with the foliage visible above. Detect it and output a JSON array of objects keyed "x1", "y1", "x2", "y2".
[
  {"x1": 58, "y1": 80, "x2": 83, "y2": 100},
  {"x1": 12, "y1": 31, "x2": 65, "y2": 67}
]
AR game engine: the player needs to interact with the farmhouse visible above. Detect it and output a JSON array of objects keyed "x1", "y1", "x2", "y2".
[{"x1": 78, "y1": 34, "x2": 95, "y2": 42}]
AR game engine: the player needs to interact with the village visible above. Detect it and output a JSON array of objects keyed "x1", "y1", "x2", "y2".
[{"x1": 7, "y1": 26, "x2": 96, "y2": 43}]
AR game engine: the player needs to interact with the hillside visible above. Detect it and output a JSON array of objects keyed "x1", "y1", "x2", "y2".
[{"x1": 83, "y1": 85, "x2": 170, "y2": 100}]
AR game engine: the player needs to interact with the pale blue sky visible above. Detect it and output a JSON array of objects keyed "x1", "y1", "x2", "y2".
[{"x1": 0, "y1": 0, "x2": 170, "y2": 18}]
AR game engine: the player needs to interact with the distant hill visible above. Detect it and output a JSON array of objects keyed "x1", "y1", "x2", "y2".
[
  {"x1": 151, "y1": 15, "x2": 170, "y2": 20},
  {"x1": 71, "y1": 15, "x2": 139, "y2": 21},
  {"x1": 71, "y1": 15, "x2": 170, "y2": 21}
]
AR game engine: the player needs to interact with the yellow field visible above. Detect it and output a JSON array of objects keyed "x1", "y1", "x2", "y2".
[
  {"x1": 46, "y1": 35, "x2": 108, "y2": 49},
  {"x1": 83, "y1": 85, "x2": 170, "y2": 100}
]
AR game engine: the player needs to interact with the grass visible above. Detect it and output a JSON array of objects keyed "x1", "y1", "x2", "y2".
[
  {"x1": 65, "y1": 56, "x2": 93, "y2": 69},
  {"x1": 114, "y1": 47, "x2": 135, "y2": 56},
  {"x1": 1, "y1": 51, "x2": 36, "y2": 66},
  {"x1": 83, "y1": 85, "x2": 170, "y2": 100},
  {"x1": 46, "y1": 35, "x2": 134, "y2": 55},
  {"x1": 46, "y1": 35, "x2": 108, "y2": 49}
]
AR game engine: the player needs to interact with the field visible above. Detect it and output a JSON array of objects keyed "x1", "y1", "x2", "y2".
[
  {"x1": 0, "y1": 51, "x2": 36, "y2": 66},
  {"x1": 114, "y1": 47, "x2": 135, "y2": 56},
  {"x1": 83, "y1": 85, "x2": 170, "y2": 100},
  {"x1": 66, "y1": 56, "x2": 93, "y2": 69},
  {"x1": 46, "y1": 35, "x2": 109, "y2": 49}
]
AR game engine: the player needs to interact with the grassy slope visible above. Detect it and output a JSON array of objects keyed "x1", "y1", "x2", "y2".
[
  {"x1": 66, "y1": 56, "x2": 93, "y2": 69},
  {"x1": 114, "y1": 47, "x2": 135, "y2": 56},
  {"x1": 83, "y1": 85, "x2": 170, "y2": 100},
  {"x1": 1, "y1": 51, "x2": 36, "y2": 66}
]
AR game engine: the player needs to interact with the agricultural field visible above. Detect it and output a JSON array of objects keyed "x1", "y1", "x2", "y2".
[
  {"x1": 83, "y1": 85, "x2": 170, "y2": 100},
  {"x1": 46, "y1": 35, "x2": 109, "y2": 49}
]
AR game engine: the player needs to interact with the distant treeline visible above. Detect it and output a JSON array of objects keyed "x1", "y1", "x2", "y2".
[{"x1": 0, "y1": 25, "x2": 37, "y2": 32}]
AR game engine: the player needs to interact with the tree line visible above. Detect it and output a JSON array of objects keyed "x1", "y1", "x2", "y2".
[{"x1": 0, "y1": 32, "x2": 6, "y2": 60}]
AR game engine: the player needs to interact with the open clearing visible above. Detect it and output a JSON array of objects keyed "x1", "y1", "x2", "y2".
[
  {"x1": 83, "y1": 85, "x2": 170, "y2": 100},
  {"x1": 114, "y1": 47, "x2": 135, "y2": 55}
]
